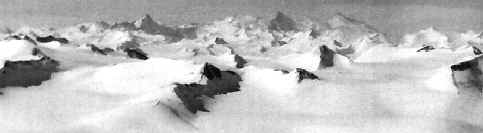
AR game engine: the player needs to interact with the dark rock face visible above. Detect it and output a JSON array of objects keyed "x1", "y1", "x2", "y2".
[
  {"x1": 202, "y1": 63, "x2": 222, "y2": 80},
  {"x1": 268, "y1": 12, "x2": 298, "y2": 32},
  {"x1": 296, "y1": 68, "x2": 320, "y2": 83},
  {"x1": 451, "y1": 58, "x2": 483, "y2": 95},
  {"x1": 0, "y1": 57, "x2": 59, "y2": 88},
  {"x1": 234, "y1": 54, "x2": 248, "y2": 69},
  {"x1": 124, "y1": 48, "x2": 149, "y2": 60},
  {"x1": 87, "y1": 44, "x2": 114, "y2": 55},
  {"x1": 319, "y1": 45, "x2": 335, "y2": 69},
  {"x1": 173, "y1": 83, "x2": 210, "y2": 113},
  {"x1": 473, "y1": 46, "x2": 482, "y2": 55},
  {"x1": 416, "y1": 45, "x2": 435, "y2": 52},
  {"x1": 174, "y1": 63, "x2": 242, "y2": 113},
  {"x1": 451, "y1": 60, "x2": 478, "y2": 71},
  {"x1": 36, "y1": 36, "x2": 69, "y2": 44},
  {"x1": 136, "y1": 14, "x2": 161, "y2": 34},
  {"x1": 215, "y1": 37, "x2": 228, "y2": 44},
  {"x1": 203, "y1": 70, "x2": 242, "y2": 98}
]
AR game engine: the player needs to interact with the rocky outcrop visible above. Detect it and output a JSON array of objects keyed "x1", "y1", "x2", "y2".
[
  {"x1": 319, "y1": 45, "x2": 335, "y2": 68},
  {"x1": 173, "y1": 83, "x2": 210, "y2": 113},
  {"x1": 416, "y1": 45, "x2": 435, "y2": 52},
  {"x1": 234, "y1": 54, "x2": 248, "y2": 69},
  {"x1": 0, "y1": 56, "x2": 59, "y2": 88},
  {"x1": 87, "y1": 44, "x2": 114, "y2": 55},
  {"x1": 296, "y1": 68, "x2": 319, "y2": 83},
  {"x1": 174, "y1": 63, "x2": 242, "y2": 113},
  {"x1": 450, "y1": 57, "x2": 483, "y2": 95},
  {"x1": 36, "y1": 35, "x2": 69, "y2": 44},
  {"x1": 215, "y1": 37, "x2": 228, "y2": 44},
  {"x1": 124, "y1": 48, "x2": 149, "y2": 60}
]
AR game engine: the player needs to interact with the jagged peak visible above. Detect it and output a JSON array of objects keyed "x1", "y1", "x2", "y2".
[
  {"x1": 134, "y1": 14, "x2": 160, "y2": 28},
  {"x1": 268, "y1": 11, "x2": 298, "y2": 32}
]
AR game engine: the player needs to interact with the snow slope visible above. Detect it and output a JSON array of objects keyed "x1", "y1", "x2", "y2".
[{"x1": 1, "y1": 13, "x2": 483, "y2": 133}]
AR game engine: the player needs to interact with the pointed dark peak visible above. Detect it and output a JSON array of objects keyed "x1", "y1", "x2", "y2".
[
  {"x1": 136, "y1": 14, "x2": 157, "y2": 25},
  {"x1": 201, "y1": 63, "x2": 242, "y2": 97},
  {"x1": 269, "y1": 11, "x2": 298, "y2": 32},
  {"x1": 142, "y1": 14, "x2": 153, "y2": 21},
  {"x1": 215, "y1": 37, "x2": 228, "y2": 44},
  {"x1": 234, "y1": 54, "x2": 248, "y2": 69},
  {"x1": 202, "y1": 63, "x2": 222, "y2": 80},
  {"x1": 135, "y1": 14, "x2": 161, "y2": 32},
  {"x1": 296, "y1": 68, "x2": 320, "y2": 83},
  {"x1": 174, "y1": 63, "x2": 242, "y2": 114}
]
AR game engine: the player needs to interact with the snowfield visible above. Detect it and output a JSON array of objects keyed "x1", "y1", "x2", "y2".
[{"x1": 1, "y1": 12, "x2": 483, "y2": 133}]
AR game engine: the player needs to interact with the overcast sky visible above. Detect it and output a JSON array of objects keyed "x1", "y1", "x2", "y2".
[{"x1": 1, "y1": 0, "x2": 482, "y2": 41}]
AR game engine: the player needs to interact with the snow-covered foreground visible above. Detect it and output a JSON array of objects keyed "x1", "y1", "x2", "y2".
[
  {"x1": 0, "y1": 46, "x2": 481, "y2": 133},
  {"x1": 1, "y1": 13, "x2": 483, "y2": 133}
]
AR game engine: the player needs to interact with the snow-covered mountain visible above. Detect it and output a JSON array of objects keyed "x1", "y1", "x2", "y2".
[{"x1": 1, "y1": 12, "x2": 483, "y2": 133}]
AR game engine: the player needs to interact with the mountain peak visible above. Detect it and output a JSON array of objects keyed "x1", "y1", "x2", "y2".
[
  {"x1": 134, "y1": 14, "x2": 161, "y2": 34},
  {"x1": 268, "y1": 11, "x2": 298, "y2": 32}
]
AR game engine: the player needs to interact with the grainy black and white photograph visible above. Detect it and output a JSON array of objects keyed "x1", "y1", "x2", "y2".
[{"x1": 0, "y1": 0, "x2": 483, "y2": 132}]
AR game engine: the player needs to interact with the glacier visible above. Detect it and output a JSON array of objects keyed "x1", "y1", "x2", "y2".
[{"x1": 0, "y1": 12, "x2": 483, "y2": 133}]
